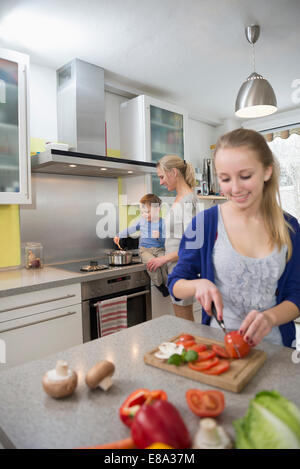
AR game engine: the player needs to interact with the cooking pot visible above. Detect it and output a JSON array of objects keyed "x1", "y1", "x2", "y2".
[{"x1": 108, "y1": 250, "x2": 133, "y2": 265}]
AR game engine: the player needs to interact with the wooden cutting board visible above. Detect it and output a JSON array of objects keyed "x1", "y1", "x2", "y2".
[{"x1": 144, "y1": 332, "x2": 267, "y2": 393}]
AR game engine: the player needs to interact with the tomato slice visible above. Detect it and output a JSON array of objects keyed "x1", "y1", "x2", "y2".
[
  {"x1": 176, "y1": 340, "x2": 196, "y2": 348},
  {"x1": 224, "y1": 331, "x2": 251, "y2": 359},
  {"x1": 188, "y1": 356, "x2": 219, "y2": 372},
  {"x1": 186, "y1": 389, "x2": 225, "y2": 417},
  {"x1": 200, "y1": 359, "x2": 230, "y2": 375},
  {"x1": 176, "y1": 334, "x2": 195, "y2": 342},
  {"x1": 212, "y1": 344, "x2": 230, "y2": 359},
  {"x1": 186, "y1": 343, "x2": 207, "y2": 353},
  {"x1": 194, "y1": 350, "x2": 216, "y2": 362}
]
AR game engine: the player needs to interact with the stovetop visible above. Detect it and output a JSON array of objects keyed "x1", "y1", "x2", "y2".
[{"x1": 51, "y1": 256, "x2": 143, "y2": 274}]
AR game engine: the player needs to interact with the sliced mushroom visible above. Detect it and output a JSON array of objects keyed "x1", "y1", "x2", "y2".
[
  {"x1": 192, "y1": 418, "x2": 233, "y2": 449},
  {"x1": 42, "y1": 360, "x2": 78, "y2": 398},
  {"x1": 85, "y1": 360, "x2": 115, "y2": 391}
]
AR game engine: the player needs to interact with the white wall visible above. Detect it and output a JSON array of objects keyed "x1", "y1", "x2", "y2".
[
  {"x1": 241, "y1": 108, "x2": 300, "y2": 132},
  {"x1": 188, "y1": 118, "x2": 216, "y2": 169},
  {"x1": 30, "y1": 63, "x2": 57, "y2": 141}
]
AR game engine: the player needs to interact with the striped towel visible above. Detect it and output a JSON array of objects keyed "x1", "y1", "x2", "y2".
[{"x1": 97, "y1": 296, "x2": 128, "y2": 337}]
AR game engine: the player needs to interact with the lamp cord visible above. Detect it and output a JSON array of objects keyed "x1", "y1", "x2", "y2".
[{"x1": 252, "y1": 44, "x2": 256, "y2": 72}]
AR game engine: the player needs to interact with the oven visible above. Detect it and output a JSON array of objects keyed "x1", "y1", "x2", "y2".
[{"x1": 81, "y1": 270, "x2": 151, "y2": 342}]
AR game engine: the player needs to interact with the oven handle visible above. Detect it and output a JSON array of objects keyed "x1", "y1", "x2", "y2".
[{"x1": 93, "y1": 289, "x2": 150, "y2": 307}]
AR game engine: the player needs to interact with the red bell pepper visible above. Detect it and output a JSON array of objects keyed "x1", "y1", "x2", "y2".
[
  {"x1": 131, "y1": 400, "x2": 191, "y2": 449},
  {"x1": 119, "y1": 388, "x2": 168, "y2": 427}
]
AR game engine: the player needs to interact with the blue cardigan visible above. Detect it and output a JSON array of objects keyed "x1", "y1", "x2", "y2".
[{"x1": 168, "y1": 205, "x2": 300, "y2": 347}]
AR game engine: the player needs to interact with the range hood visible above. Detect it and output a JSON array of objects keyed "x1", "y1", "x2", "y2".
[
  {"x1": 31, "y1": 149, "x2": 156, "y2": 178},
  {"x1": 31, "y1": 58, "x2": 156, "y2": 178}
]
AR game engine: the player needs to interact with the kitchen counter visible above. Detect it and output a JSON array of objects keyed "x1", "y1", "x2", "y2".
[
  {"x1": 0, "y1": 315, "x2": 299, "y2": 449},
  {"x1": 0, "y1": 263, "x2": 147, "y2": 297}
]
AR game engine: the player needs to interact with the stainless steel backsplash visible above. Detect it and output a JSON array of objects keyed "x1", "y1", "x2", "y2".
[{"x1": 20, "y1": 173, "x2": 118, "y2": 264}]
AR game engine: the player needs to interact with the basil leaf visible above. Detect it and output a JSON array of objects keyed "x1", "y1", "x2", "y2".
[
  {"x1": 183, "y1": 349, "x2": 198, "y2": 362},
  {"x1": 167, "y1": 353, "x2": 183, "y2": 366}
]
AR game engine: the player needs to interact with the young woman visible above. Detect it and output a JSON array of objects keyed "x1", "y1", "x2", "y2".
[
  {"x1": 146, "y1": 154, "x2": 200, "y2": 321},
  {"x1": 168, "y1": 129, "x2": 300, "y2": 347}
]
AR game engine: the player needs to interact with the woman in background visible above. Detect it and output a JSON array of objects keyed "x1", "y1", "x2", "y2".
[
  {"x1": 147, "y1": 154, "x2": 200, "y2": 321},
  {"x1": 168, "y1": 129, "x2": 300, "y2": 347}
]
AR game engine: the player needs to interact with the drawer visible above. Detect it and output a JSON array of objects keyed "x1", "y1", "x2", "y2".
[
  {"x1": 0, "y1": 284, "x2": 81, "y2": 323},
  {"x1": 0, "y1": 304, "x2": 83, "y2": 369}
]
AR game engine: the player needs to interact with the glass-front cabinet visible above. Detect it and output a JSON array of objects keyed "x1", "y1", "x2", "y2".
[
  {"x1": 0, "y1": 48, "x2": 31, "y2": 204},
  {"x1": 120, "y1": 95, "x2": 188, "y2": 198}
]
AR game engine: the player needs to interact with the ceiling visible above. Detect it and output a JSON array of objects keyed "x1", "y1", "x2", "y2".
[{"x1": 1, "y1": 0, "x2": 300, "y2": 125}]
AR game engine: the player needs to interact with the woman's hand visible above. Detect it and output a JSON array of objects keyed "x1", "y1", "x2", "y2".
[
  {"x1": 193, "y1": 279, "x2": 223, "y2": 321},
  {"x1": 239, "y1": 310, "x2": 274, "y2": 346},
  {"x1": 147, "y1": 256, "x2": 166, "y2": 272}
]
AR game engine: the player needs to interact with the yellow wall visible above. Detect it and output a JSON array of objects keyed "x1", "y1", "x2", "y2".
[{"x1": 0, "y1": 205, "x2": 21, "y2": 268}]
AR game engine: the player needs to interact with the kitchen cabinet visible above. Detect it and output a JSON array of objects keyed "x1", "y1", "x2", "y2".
[
  {"x1": 0, "y1": 284, "x2": 82, "y2": 369},
  {"x1": 120, "y1": 94, "x2": 188, "y2": 198},
  {"x1": 0, "y1": 48, "x2": 31, "y2": 204}
]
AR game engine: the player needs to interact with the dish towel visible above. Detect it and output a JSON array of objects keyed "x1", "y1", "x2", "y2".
[{"x1": 96, "y1": 296, "x2": 128, "y2": 337}]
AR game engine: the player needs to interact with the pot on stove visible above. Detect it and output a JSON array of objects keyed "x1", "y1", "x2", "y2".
[{"x1": 107, "y1": 250, "x2": 133, "y2": 265}]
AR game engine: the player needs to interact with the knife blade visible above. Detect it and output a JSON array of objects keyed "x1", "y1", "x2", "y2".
[{"x1": 211, "y1": 302, "x2": 241, "y2": 358}]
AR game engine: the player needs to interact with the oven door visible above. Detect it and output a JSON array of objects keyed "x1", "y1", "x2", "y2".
[{"x1": 82, "y1": 286, "x2": 151, "y2": 342}]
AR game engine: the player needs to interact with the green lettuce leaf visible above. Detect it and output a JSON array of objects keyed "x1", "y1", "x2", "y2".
[{"x1": 233, "y1": 390, "x2": 300, "y2": 449}]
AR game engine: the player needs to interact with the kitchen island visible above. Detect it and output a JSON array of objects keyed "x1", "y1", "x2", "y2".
[{"x1": 0, "y1": 315, "x2": 299, "y2": 449}]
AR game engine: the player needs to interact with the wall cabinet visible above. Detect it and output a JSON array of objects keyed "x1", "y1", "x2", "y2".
[
  {"x1": 0, "y1": 284, "x2": 83, "y2": 369},
  {"x1": 0, "y1": 48, "x2": 31, "y2": 204},
  {"x1": 120, "y1": 95, "x2": 188, "y2": 198}
]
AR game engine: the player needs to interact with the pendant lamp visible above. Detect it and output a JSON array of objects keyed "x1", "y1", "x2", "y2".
[{"x1": 235, "y1": 25, "x2": 277, "y2": 118}]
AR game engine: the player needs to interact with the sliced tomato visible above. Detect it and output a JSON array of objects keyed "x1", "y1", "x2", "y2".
[
  {"x1": 194, "y1": 350, "x2": 216, "y2": 362},
  {"x1": 176, "y1": 334, "x2": 195, "y2": 342},
  {"x1": 212, "y1": 344, "x2": 230, "y2": 359},
  {"x1": 186, "y1": 389, "x2": 225, "y2": 418},
  {"x1": 186, "y1": 343, "x2": 207, "y2": 353},
  {"x1": 176, "y1": 340, "x2": 196, "y2": 348},
  {"x1": 188, "y1": 356, "x2": 219, "y2": 372},
  {"x1": 224, "y1": 331, "x2": 251, "y2": 359},
  {"x1": 200, "y1": 359, "x2": 230, "y2": 375}
]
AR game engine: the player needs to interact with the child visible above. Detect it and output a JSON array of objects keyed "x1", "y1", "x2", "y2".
[{"x1": 114, "y1": 193, "x2": 169, "y2": 297}]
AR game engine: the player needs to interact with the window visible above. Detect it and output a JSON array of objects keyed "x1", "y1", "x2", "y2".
[{"x1": 263, "y1": 128, "x2": 300, "y2": 221}]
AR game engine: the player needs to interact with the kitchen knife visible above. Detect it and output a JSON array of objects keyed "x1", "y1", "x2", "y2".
[{"x1": 211, "y1": 302, "x2": 241, "y2": 358}]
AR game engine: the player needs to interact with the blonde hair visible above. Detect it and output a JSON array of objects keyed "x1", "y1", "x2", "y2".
[
  {"x1": 156, "y1": 154, "x2": 196, "y2": 188},
  {"x1": 214, "y1": 128, "x2": 293, "y2": 260}
]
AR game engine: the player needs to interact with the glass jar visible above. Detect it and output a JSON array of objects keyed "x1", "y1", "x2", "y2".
[{"x1": 25, "y1": 242, "x2": 44, "y2": 269}]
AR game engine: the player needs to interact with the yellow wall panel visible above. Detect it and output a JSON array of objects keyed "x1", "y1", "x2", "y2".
[{"x1": 0, "y1": 205, "x2": 21, "y2": 268}]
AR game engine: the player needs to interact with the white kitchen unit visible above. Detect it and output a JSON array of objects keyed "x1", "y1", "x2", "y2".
[
  {"x1": 0, "y1": 48, "x2": 31, "y2": 204},
  {"x1": 120, "y1": 94, "x2": 188, "y2": 198},
  {"x1": 0, "y1": 284, "x2": 83, "y2": 369}
]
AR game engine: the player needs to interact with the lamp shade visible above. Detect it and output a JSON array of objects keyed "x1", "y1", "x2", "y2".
[{"x1": 235, "y1": 72, "x2": 277, "y2": 118}]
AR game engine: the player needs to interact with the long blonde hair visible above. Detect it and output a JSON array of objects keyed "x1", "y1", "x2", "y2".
[
  {"x1": 214, "y1": 128, "x2": 293, "y2": 260},
  {"x1": 156, "y1": 154, "x2": 196, "y2": 189}
]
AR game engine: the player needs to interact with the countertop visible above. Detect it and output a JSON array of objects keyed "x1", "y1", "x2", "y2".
[
  {"x1": 0, "y1": 315, "x2": 299, "y2": 449},
  {"x1": 0, "y1": 263, "x2": 147, "y2": 297}
]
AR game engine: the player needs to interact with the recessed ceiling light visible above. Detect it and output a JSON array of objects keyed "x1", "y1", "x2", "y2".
[
  {"x1": 69, "y1": 164, "x2": 77, "y2": 168},
  {"x1": 128, "y1": 171, "x2": 133, "y2": 174},
  {"x1": 100, "y1": 168, "x2": 107, "y2": 171}
]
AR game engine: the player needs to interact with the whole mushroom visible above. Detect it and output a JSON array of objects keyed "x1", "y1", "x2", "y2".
[
  {"x1": 85, "y1": 360, "x2": 115, "y2": 391},
  {"x1": 42, "y1": 360, "x2": 78, "y2": 398}
]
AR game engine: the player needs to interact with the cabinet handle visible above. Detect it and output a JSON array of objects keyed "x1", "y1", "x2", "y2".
[
  {"x1": 0, "y1": 310, "x2": 77, "y2": 333},
  {"x1": 0, "y1": 294, "x2": 77, "y2": 314}
]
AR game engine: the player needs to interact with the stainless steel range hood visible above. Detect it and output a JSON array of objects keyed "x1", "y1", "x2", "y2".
[
  {"x1": 31, "y1": 149, "x2": 156, "y2": 178},
  {"x1": 31, "y1": 58, "x2": 156, "y2": 178}
]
